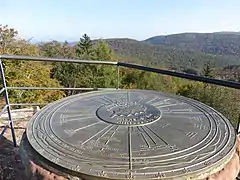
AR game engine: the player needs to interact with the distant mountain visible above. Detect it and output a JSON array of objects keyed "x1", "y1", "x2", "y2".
[
  {"x1": 97, "y1": 38, "x2": 240, "y2": 70},
  {"x1": 214, "y1": 31, "x2": 240, "y2": 35},
  {"x1": 65, "y1": 33, "x2": 240, "y2": 70},
  {"x1": 143, "y1": 32, "x2": 240, "y2": 56}
]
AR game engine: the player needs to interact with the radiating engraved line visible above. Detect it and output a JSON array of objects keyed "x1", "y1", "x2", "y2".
[
  {"x1": 156, "y1": 103, "x2": 180, "y2": 108},
  {"x1": 128, "y1": 127, "x2": 133, "y2": 172},
  {"x1": 104, "y1": 126, "x2": 120, "y2": 145},
  {"x1": 151, "y1": 98, "x2": 172, "y2": 106},
  {"x1": 146, "y1": 97, "x2": 158, "y2": 104},
  {"x1": 96, "y1": 125, "x2": 115, "y2": 142},
  {"x1": 145, "y1": 126, "x2": 169, "y2": 145},
  {"x1": 138, "y1": 97, "x2": 143, "y2": 103},
  {"x1": 151, "y1": 102, "x2": 165, "y2": 107},
  {"x1": 90, "y1": 98, "x2": 108, "y2": 105},
  {"x1": 74, "y1": 122, "x2": 101, "y2": 132},
  {"x1": 59, "y1": 110, "x2": 92, "y2": 114},
  {"x1": 136, "y1": 127, "x2": 150, "y2": 148},
  {"x1": 61, "y1": 114, "x2": 94, "y2": 119},
  {"x1": 100, "y1": 96, "x2": 116, "y2": 104},
  {"x1": 120, "y1": 94, "x2": 127, "y2": 102},
  {"x1": 81, "y1": 124, "x2": 113, "y2": 145},
  {"x1": 127, "y1": 91, "x2": 130, "y2": 101},
  {"x1": 105, "y1": 104, "x2": 118, "y2": 111},
  {"x1": 60, "y1": 116, "x2": 95, "y2": 125},
  {"x1": 139, "y1": 126, "x2": 157, "y2": 145}
]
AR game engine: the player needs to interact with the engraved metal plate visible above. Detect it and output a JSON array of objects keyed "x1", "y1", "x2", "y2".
[{"x1": 26, "y1": 90, "x2": 236, "y2": 179}]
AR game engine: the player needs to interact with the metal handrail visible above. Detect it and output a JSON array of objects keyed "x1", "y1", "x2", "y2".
[
  {"x1": 0, "y1": 54, "x2": 118, "y2": 65},
  {"x1": 0, "y1": 54, "x2": 239, "y2": 147},
  {"x1": 1, "y1": 54, "x2": 239, "y2": 89},
  {"x1": 119, "y1": 62, "x2": 240, "y2": 89},
  {"x1": 7, "y1": 87, "x2": 116, "y2": 91}
]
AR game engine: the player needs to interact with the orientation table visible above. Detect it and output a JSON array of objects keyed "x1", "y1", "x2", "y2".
[{"x1": 23, "y1": 89, "x2": 237, "y2": 179}]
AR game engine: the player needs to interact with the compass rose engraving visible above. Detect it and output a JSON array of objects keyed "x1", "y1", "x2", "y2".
[
  {"x1": 109, "y1": 102, "x2": 147, "y2": 118},
  {"x1": 96, "y1": 99, "x2": 162, "y2": 126}
]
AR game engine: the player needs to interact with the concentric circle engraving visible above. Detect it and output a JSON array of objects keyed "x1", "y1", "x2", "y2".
[{"x1": 26, "y1": 90, "x2": 236, "y2": 180}]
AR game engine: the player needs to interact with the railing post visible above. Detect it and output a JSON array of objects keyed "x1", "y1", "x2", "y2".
[
  {"x1": 117, "y1": 65, "x2": 120, "y2": 89},
  {"x1": 0, "y1": 59, "x2": 17, "y2": 147},
  {"x1": 237, "y1": 114, "x2": 240, "y2": 134}
]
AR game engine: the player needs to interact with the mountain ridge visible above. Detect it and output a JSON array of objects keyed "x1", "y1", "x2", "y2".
[
  {"x1": 38, "y1": 32, "x2": 240, "y2": 70},
  {"x1": 143, "y1": 32, "x2": 240, "y2": 56}
]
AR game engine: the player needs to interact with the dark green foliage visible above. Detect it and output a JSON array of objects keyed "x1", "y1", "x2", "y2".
[
  {"x1": 144, "y1": 32, "x2": 240, "y2": 56},
  {"x1": 51, "y1": 35, "x2": 117, "y2": 95},
  {"x1": 96, "y1": 38, "x2": 240, "y2": 69},
  {"x1": 201, "y1": 61, "x2": 214, "y2": 78},
  {"x1": 177, "y1": 83, "x2": 240, "y2": 126},
  {"x1": 182, "y1": 68, "x2": 199, "y2": 75},
  {"x1": 76, "y1": 34, "x2": 95, "y2": 59}
]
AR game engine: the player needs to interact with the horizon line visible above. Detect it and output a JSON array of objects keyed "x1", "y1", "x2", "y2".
[{"x1": 26, "y1": 30, "x2": 240, "y2": 43}]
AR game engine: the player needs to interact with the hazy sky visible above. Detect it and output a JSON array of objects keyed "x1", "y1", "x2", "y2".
[{"x1": 1, "y1": 0, "x2": 240, "y2": 41}]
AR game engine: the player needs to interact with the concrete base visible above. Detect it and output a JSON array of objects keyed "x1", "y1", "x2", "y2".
[{"x1": 19, "y1": 131, "x2": 240, "y2": 180}]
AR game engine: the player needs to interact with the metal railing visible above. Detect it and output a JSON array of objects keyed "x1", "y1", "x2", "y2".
[{"x1": 0, "y1": 54, "x2": 239, "y2": 147}]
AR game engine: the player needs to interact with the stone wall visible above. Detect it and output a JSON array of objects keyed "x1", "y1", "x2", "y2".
[{"x1": 0, "y1": 107, "x2": 40, "y2": 127}]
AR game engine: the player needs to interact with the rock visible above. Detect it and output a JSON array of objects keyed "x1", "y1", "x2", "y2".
[
  {"x1": 0, "y1": 107, "x2": 38, "y2": 120},
  {"x1": 33, "y1": 106, "x2": 40, "y2": 115},
  {"x1": 19, "y1": 131, "x2": 240, "y2": 180},
  {"x1": 19, "y1": 132, "x2": 82, "y2": 180},
  {"x1": 205, "y1": 135, "x2": 240, "y2": 180}
]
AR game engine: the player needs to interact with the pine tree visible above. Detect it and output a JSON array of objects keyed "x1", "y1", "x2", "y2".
[
  {"x1": 76, "y1": 34, "x2": 95, "y2": 59},
  {"x1": 201, "y1": 61, "x2": 214, "y2": 78}
]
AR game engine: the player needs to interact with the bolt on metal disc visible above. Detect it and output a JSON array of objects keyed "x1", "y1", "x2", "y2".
[{"x1": 26, "y1": 90, "x2": 236, "y2": 179}]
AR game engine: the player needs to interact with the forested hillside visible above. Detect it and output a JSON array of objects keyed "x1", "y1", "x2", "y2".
[
  {"x1": 69, "y1": 38, "x2": 240, "y2": 72},
  {"x1": 144, "y1": 32, "x2": 240, "y2": 56},
  {"x1": 103, "y1": 38, "x2": 240, "y2": 69},
  {"x1": 0, "y1": 24, "x2": 239, "y2": 126}
]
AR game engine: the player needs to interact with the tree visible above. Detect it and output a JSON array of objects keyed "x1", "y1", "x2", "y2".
[
  {"x1": 39, "y1": 40, "x2": 76, "y2": 58},
  {"x1": 51, "y1": 35, "x2": 117, "y2": 95},
  {"x1": 38, "y1": 41, "x2": 62, "y2": 58},
  {"x1": 121, "y1": 68, "x2": 177, "y2": 93},
  {"x1": 76, "y1": 34, "x2": 95, "y2": 59},
  {"x1": 0, "y1": 25, "x2": 64, "y2": 106},
  {"x1": 177, "y1": 82, "x2": 240, "y2": 126},
  {"x1": 40, "y1": 37, "x2": 97, "y2": 95},
  {"x1": 7, "y1": 60, "x2": 64, "y2": 105},
  {"x1": 201, "y1": 60, "x2": 214, "y2": 78},
  {"x1": 95, "y1": 40, "x2": 113, "y2": 60},
  {"x1": 0, "y1": 24, "x2": 18, "y2": 54},
  {"x1": 91, "y1": 40, "x2": 117, "y2": 88}
]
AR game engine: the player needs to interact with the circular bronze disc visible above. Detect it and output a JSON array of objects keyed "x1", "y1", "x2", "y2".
[{"x1": 26, "y1": 90, "x2": 236, "y2": 179}]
